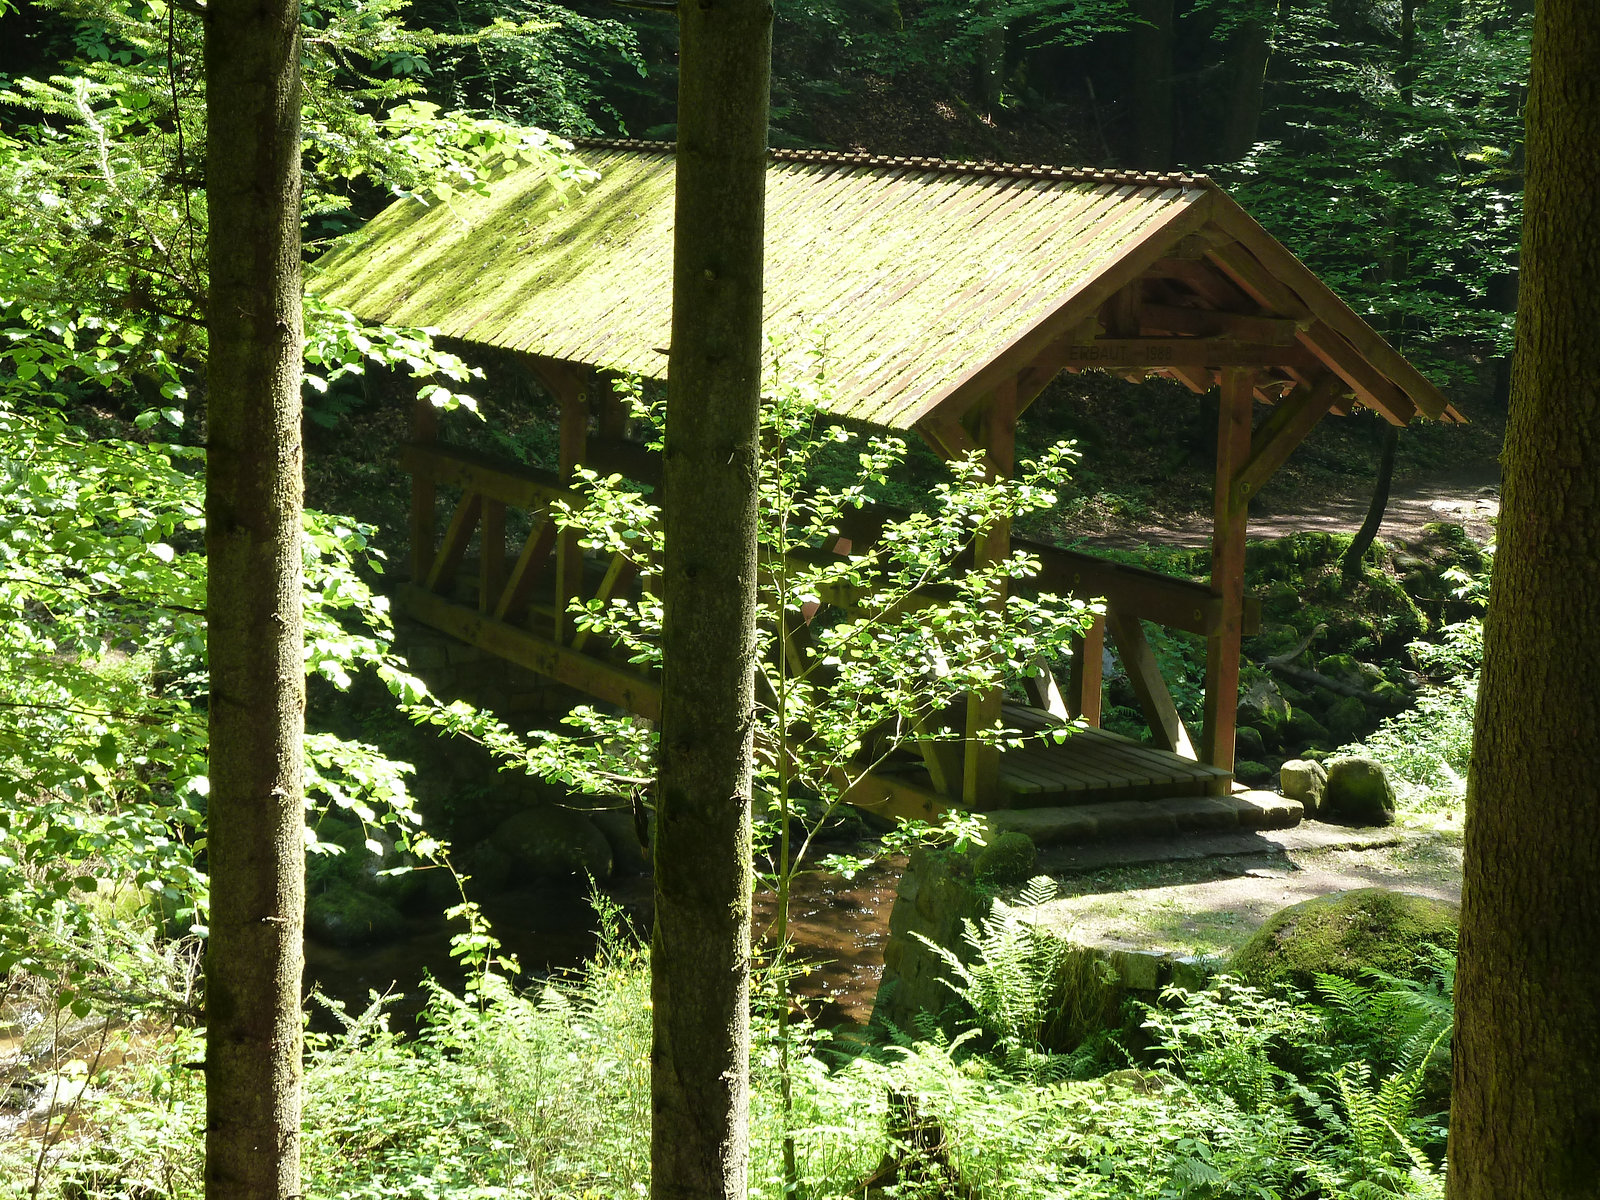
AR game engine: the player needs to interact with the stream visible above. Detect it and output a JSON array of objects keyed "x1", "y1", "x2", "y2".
[{"x1": 304, "y1": 856, "x2": 904, "y2": 1032}]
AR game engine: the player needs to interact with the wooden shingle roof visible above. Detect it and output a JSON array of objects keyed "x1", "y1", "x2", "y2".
[{"x1": 312, "y1": 140, "x2": 1457, "y2": 430}]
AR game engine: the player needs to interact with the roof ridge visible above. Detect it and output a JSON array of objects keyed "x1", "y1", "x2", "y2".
[{"x1": 568, "y1": 137, "x2": 1213, "y2": 190}]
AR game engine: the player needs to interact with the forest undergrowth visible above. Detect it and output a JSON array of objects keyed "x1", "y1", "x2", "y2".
[{"x1": 4, "y1": 892, "x2": 1456, "y2": 1200}]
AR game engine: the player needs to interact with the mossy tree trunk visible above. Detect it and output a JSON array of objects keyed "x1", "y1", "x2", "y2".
[
  {"x1": 202, "y1": 2, "x2": 305, "y2": 1197},
  {"x1": 651, "y1": 2, "x2": 772, "y2": 1199},
  {"x1": 1446, "y1": 3, "x2": 1600, "y2": 1196}
]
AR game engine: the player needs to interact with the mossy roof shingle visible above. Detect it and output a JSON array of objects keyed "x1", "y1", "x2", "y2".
[{"x1": 312, "y1": 142, "x2": 1214, "y2": 430}]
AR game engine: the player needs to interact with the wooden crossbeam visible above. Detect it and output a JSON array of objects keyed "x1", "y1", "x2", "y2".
[
  {"x1": 1203, "y1": 239, "x2": 1314, "y2": 324},
  {"x1": 425, "y1": 493, "x2": 483, "y2": 592},
  {"x1": 399, "y1": 584, "x2": 662, "y2": 720},
  {"x1": 495, "y1": 518, "x2": 557, "y2": 622},
  {"x1": 1025, "y1": 658, "x2": 1071, "y2": 722},
  {"x1": 401, "y1": 442, "x2": 570, "y2": 510},
  {"x1": 1105, "y1": 605, "x2": 1195, "y2": 759},
  {"x1": 1199, "y1": 235, "x2": 1416, "y2": 425},
  {"x1": 1206, "y1": 198, "x2": 1450, "y2": 421},
  {"x1": 1053, "y1": 338, "x2": 1317, "y2": 370},
  {"x1": 1299, "y1": 321, "x2": 1416, "y2": 426},
  {"x1": 1140, "y1": 303, "x2": 1297, "y2": 344},
  {"x1": 571, "y1": 552, "x2": 640, "y2": 653}
]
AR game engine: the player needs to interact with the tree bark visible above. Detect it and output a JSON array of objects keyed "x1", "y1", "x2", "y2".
[
  {"x1": 652, "y1": 2, "x2": 772, "y2": 1199},
  {"x1": 1340, "y1": 420, "x2": 1398, "y2": 582},
  {"x1": 1446, "y1": 3, "x2": 1600, "y2": 1197},
  {"x1": 202, "y1": 2, "x2": 305, "y2": 1198}
]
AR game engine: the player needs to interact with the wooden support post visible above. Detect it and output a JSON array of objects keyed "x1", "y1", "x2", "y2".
[
  {"x1": 963, "y1": 379, "x2": 1017, "y2": 809},
  {"x1": 409, "y1": 398, "x2": 439, "y2": 583},
  {"x1": 597, "y1": 379, "x2": 629, "y2": 441},
  {"x1": 1201, "y1": 367, "x2": 1254, "y2": 783},
  {"x1": 1066, "y1": 611, "x2": 1105, "y2": 726},
  {"x1": 479, "y1": 499, "x2": 506, "y2": 614},
  {"x1": 1105, "y1": 604, "x2": 1195, "y2": 759},
  {"x1": 555, "y1": 378, "x2": 590, "y2": 645}
]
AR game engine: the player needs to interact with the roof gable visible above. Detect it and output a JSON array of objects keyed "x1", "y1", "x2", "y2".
[{"x1": 312, "y1": 141, "x2": 1455, "y2": 430}]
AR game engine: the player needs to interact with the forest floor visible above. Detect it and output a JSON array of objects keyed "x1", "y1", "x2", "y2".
[
  {"x1": 1026, "y1": 818, "x2": 1463, "y2": 961},
  {"x1": 1084, "y1": 464, "x2": 1500, "y2": 549}
]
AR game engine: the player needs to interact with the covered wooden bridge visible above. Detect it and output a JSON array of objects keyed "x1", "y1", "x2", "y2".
[{"x1": 312, "y1": 140, "x2": 1457, "y2": 823}]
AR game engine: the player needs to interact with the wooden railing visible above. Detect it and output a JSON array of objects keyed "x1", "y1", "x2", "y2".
[{"x1": 399, "y1": 433, "x2": 1253, "y2": 809}]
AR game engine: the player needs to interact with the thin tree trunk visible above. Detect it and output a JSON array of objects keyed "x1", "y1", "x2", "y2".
[
  {"x1": 1446, "y1": 2, "x2": 1600, "y2": 1196},
  {"x1": 1341, "y1": 421, "x2": 1398, "y2": 582},
  {"x1": 202, "y1": 1, "x2": 305, "y2": 1197},
  {"x1": 652, "y1": 2, "x2": 772, "y2": 1198}
]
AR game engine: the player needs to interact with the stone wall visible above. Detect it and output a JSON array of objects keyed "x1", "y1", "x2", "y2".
[{"x1": 872, "y1": 847, "x2": 1213, "y2": 1039}]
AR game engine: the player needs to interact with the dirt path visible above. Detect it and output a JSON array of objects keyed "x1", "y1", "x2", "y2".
[
  {"x1": 1085, "y1": 465, "x2": 1500, "y2": 549},
  {"x1": 1028, "y1": 821, "x2": 1464, "y2": 958}
]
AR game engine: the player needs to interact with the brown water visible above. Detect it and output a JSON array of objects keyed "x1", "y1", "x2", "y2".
[{"x1": 305, "y1": 857, "x2": 903, "y2": 1032}]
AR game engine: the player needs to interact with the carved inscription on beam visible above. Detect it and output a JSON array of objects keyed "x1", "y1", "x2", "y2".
[{"x1": 1054, "y1": 339, "x2": 1316, "y2": 370}]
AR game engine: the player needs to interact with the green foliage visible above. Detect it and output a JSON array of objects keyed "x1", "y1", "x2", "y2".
[
  {"x1": 5, "y1": 917, "x2": 1462, "y2": 1200},
  {"x1": 1228, "y1": 0, "x2": 1530, "y2": 376},
  {"x1": 1339, "y1": 549, "x2": 1490, "y2": 809}
]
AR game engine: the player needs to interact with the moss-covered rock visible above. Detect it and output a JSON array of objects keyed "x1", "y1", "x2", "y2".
[
  {"x1": 1326, "y1": 695, "x2": 1369, "y2": 741},
  {"x1": 1234, "y1": 759, "x2": 1275, "y2": 785},
  {"x1": 1237, "y1": 678, "x2": 1292, "y2": 748},
  {"x1": 1234, "y1": 724, "x2": 1266, "y2": 762},
  {"x1": 494, "y1": 805, "x2": 614, "y2": 882},
  {"x1": 308, "y1": 818, "x2": 424, "y2": 909},
  {"x1": 306, "y1": 883, "x2": 408, "y2": 948},
  {"x1": 1323, "y1": 756, "x2": 1397, "y2": 826},
  {"x1": 1229, "y1": 888, "x2": 1458, "y2": 992},
  {"x1": 1286, "y1": 708, "x2": 1332, "y2": 746},
  {"x1": 972, "y1": 831, "x2": 1038, "y2": 885},
  {"x1": 1279, "y1": 759, "x2": 1328, "y2": 815}
]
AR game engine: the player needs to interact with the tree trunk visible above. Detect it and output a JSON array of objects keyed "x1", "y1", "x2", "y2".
[
  {"x1": 652, "y1": 2, "x2": 772, "y2": 1198},
  {"x1": 1130, "y1": 0, "x2": 1175, "y2": 168},
  {"x1": 1341, "y1": 420, "x2": 1398, "y2": 582},
  {"x1": 1219, "y1": 17, "x2": 1270, "y2": 161},
  {"x1": 202, "y1": 2, "x2": 305, "y2": 1198},
  {"x1": 1446, "y1": 3, "x2": 1600, "y2": 1197}
]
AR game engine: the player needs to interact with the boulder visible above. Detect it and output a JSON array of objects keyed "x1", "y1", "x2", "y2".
[
  {"x1": 1279, "y1": 759, "x2": 1328, "y2": 816},
  {"x1": 1237, "y1": 678, "x2": 1292, "y2": 747},
  {"x1": 1325, "y1": 695, "x2": 1368, "y2": 741},
  {"x1": 308, "y1": 818, "x2": 424, "y2": 909},
  {"x1": 493, "y1": 805, "x2": 614, "y2": 883},
  {"x1": 1229, "y1": 888, "x2": 1458, "y2": 992},
  {"x1": 1285, "y1": 707, "x2": 1332, "y2": 747},
  {"x1": 306, "y1": 883, "x2": 407, "y2": 948},
  {"x1": 1323, "y1": 756, "x2": 1397, "y2": 826},
  {"x1": 972, "y1": 831, "x2": 1038, "y2": 885},
  {"x1": 1234, "y1": 725, "x2": 1266, "y2": 763},
  {"x1": 1234, "y1": 759, "x2": 1275, "y2": 786}
]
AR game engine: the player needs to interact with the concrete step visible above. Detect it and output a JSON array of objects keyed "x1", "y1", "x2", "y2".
[{"x1": 982, "y1": 790, "x2": 1303, "y2": 847}]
